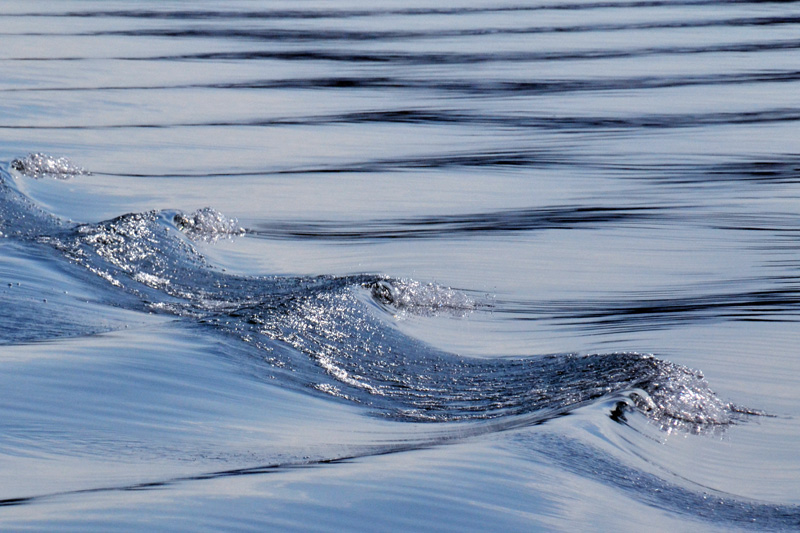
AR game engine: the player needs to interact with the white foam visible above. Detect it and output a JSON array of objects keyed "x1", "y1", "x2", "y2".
[
  {"x1": 173, "y1": 207, "x2": 245, "y2": 242},
  {"x1": 10, "y1": 153, "x2": 89, "y2": 180},
  {"x1": 370, "y1": 278, "x2": 476, "y2": 316}
]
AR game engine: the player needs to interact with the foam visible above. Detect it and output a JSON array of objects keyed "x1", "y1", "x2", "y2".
[
  {"x1": 10, "y1": 153, "x2": 90, "y2": 180},
  {"x1": 173, "y1": 207, "x2": 245, "y2": 242}
]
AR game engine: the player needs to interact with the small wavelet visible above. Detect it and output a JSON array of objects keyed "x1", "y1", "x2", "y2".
[
  {"x1": 368, "y1": 278, "x2": 477, "y2": 316},
  {"x1": 623, "y1": 364, "x2": 744, "y2": 434},
  {"x1": 10, "y1": 153, "x2": 90, "y2": 180},
  {"x1": 173, "y1": 207, "x2": 245, "y2": 242}
]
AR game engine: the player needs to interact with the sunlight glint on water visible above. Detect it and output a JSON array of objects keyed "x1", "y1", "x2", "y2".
[{"x1": 1, "y1": 1, "x2": 799, "y2": 530}]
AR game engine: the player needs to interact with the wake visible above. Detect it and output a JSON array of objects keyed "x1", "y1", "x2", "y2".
[{"x1": 1, "y1": 153, "x2": 757, "y2": 430}]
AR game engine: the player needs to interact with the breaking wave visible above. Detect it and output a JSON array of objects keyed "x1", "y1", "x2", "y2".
[{"x1": 0, "y1": 155, "x2": 757, "y2": 430}]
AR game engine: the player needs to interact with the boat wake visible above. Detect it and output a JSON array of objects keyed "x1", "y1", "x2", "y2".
[
  {"x1": 3, "y1": 154, "x2": 799, "y2": 530},
  {"x1": 0, "y1": 153, "x2": 755, "y2": 430}
]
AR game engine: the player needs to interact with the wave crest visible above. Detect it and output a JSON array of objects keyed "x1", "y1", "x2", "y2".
[
  {"x1": 173, "y1": 207, "x2": 245, "y2": 242},
  {"x1": 10, "y1": 153, "x2": 90, "y2": 180},
  {"x1": 1, "y1": 154, "x2": 761, "y2": 434},
  {"x1": 368, "y1": 278, "x2": 477, "y2": 316}
]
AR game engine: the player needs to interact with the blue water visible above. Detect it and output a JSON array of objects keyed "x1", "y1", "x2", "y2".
[{"x1": 1, "y1": 1, "x2": 799, "y2": 531}]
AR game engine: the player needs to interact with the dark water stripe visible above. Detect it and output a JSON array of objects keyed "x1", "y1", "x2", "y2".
[
  {"x1": 77, "y1": 154, "x2": 800, "y2": 180},
  {"x1": 214, "y1": 150, "x2": 577, "y2": 173},
  {"x1": 54, "y1": 16, "x2": 798, "y2": 43},
  {"x1": 200, "y1": 71, "x2": 800, "y2": 94},
  {"x1": 498, "y1": 287, "x2": 800, "y2": 331},
  {"x1": 2, "y1": 108, "x2": 798, "y2": 131},
  {"x1": 6, "y1": 431, "x2": 798, "y2": 532},
  {"x1": 0, "y1": 149, "x2": 584, "y2": 176},
  {"x1": 713, "y1": 217, "x2": 800, "y2": 232},
  {"x1": 612, "y1": 158, "x2": 800, "y2": 185},
  {"x1": 61, "y1": 158, "x2": 800, "y2": 194},
  {"x1": 310, "y1": 108, "x2": 800, "y2": 129},
  {"x1": 3, "y1": 70, "x2": 800, "y2": 95},
  {"x1": 0, "y1": 443, "x2": 432, "y2": 508},
  {"x1": 514, "y1": 434, "x2": 800, "y2": 531},
  {"x1": 249, "y1": 207, "x2": 663, "y2": 241},
  {"x1": 8, "y1": 38, "x2": 800, "y2": 63},
  {"x1": 7, "y1": 0, "x2": 798, "y2": 20},
  {"x1": 0, "y1": 149, "x2": 586, "y2": 179},
  {"x1": 139, "y1": 39, "x2": 800, "y2": 64}
]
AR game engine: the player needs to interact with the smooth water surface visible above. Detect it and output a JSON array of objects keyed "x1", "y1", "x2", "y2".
[{"x1": 1, "y1": 1, "x2": 799, "y2": 531}]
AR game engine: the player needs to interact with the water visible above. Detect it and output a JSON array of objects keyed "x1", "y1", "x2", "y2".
[{"x1": 1, "y1": 1, "x2": 799, "y2": 530}]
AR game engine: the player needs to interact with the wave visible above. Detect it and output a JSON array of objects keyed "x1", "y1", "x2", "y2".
[
  {"x1": 0, "y1": 154, "x2": 758, "y2": 431},
  {"x1": 514, "y1": 433, "x2": 800, "y2": 530}
]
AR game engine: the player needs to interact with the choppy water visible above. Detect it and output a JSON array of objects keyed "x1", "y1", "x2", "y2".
[{"x1": 1, "y1": 1, "x2": 799, "y2": 531}]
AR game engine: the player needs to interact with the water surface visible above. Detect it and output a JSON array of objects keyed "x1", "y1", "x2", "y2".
[{"x1": 1, "y1": 1, "x2": 799, "y2": 531}]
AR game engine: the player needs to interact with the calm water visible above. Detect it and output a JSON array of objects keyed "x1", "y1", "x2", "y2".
[{"x1": 1, "y1": 1, "x2": 799, "y2": 530}]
